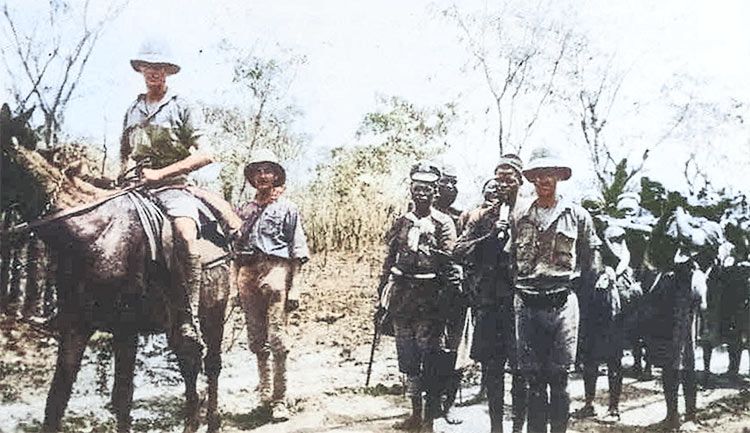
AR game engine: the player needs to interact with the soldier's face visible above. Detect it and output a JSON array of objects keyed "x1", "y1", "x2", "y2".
[
  {"x1": 495, "y1": 167, "x2": 521, "y2": 201},
  {"x1": 141, "y1": 64, "x2": 168, "y2": 91},
  {"x1": 530, "y1": 172, "x2": 558, "y2": 199},
  {"x1": 250, "y1": 163, "x2": 280, "y2": 190},
  {"x1": 436, "y1": 175, "x2": 458, "y2": 206},
  {"x1": 411, "y1": 181, "x2": 436, "y2": 208}
]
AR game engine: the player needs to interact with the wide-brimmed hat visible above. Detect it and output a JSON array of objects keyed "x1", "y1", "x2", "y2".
[
  {"x1": 130, "y1": 39, "x2": 180, "y2": 75},
  {"x1": 522, "y1": 147, "x2": 571, "y2": 181},
  {"x1": 243, "y1": 148, "x2": 286, "y2": 187}
]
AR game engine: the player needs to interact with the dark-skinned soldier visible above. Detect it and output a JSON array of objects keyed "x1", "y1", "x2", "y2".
[
  {"x1": 454, "y1": 154, "x2": 527, "y2": 433},
  {"x1": 378, "y1": 161, "x2": 459, "y2": 432}
]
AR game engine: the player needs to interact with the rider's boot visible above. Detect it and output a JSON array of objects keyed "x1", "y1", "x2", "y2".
[{"x1": 173, "y1": 251, "x2": 203, "y2": 352}]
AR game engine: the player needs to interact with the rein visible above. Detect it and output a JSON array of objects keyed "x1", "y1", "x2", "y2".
[{"x1": 4, "y1": 183, "x2": 145, "y2": 235}]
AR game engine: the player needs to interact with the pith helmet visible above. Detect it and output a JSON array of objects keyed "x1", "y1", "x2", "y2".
[
  {"x1": 410, "y1": 160, "x2": 441, "y2": 183},
  {"x1": 522, "y1": 147, "x2": 571, "y2": 181},
  {"x1": 130, "y1": 38, "x2": 181, "y2": 75},
  {"x1": 616, "y1": 192, "x2": 640, "y2": 213},
  {"x1": 244, "y1": 148, "x2": 286, "y2": 187}
]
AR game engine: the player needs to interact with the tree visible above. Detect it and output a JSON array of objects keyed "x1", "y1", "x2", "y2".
[
  {"x1": 443, "y1": 0, "x2": 574, "y2": 155},
  {"x1": 300, "y1": 96, "x2": 455, "y2": 252},
  {"x1": 202, "y1": 47, "x2": 307, "y2": 205},
  {"x1": 1, "y1": 0, "x2": 127, "y2": 146},
  {"x1": 576, "y1": 57, "x2": 689, "y2": 200}
]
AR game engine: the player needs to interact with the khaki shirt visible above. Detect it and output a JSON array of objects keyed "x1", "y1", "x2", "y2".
[
  {"x1": 515, "y1": 197, "x2": 601, "y2": 291},
  {"x1": 120, "y1": 90, "x2": 206, "y2": 172}
]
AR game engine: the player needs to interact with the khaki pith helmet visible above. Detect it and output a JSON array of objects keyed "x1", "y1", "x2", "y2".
[
  {"x1": 244, "y1": 148, "x2": 286, "y2": 187},
  {"x1": 130, "y1": 38, "x2": 181, "y2": 75},
  {"x1": 522, "y1": 147, "x2": 571, "y2": 181}
]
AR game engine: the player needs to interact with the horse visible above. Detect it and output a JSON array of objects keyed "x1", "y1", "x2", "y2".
[{"x1": 5, "y1": 141, "x2": 231, "y2": 433}]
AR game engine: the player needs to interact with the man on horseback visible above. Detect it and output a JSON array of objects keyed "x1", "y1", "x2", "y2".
[{"x1": 120, "y1": 38, "x2": 232, "y2": 351}]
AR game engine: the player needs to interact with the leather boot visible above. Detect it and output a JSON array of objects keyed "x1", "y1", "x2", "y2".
[
  {"x1": 394, "y1": 396, "x2": 422, "y2": 430},
  {"x1": 421, "y1": 393, "x2": 440, "y2": 433},
  {"x1": 511, "y1": 373, "x2": 527, "y2": 433},
  {"x1": 526, "y1": 375, "x2": 548, "y2": 433},
  {"x1": 608, "y1": 359, "x2": 623, "y2": 414},
  {"x1": 256, "y1": 351, "x2": 272, "y2": 405},
  {"x1": 728, "y1": 345, "x2": 741, "y2": 376},
  {"x1": 549, "y1": 372, "x2": 570, "y2": 433},
  {"x1": 272, "y1": 351, "x2": 288, "y2": 403},
  {"x1": 486, "y1": 366, "x2": 505, "y2": 433},
  {"x1": 683, "y1": 369, "x2": 697, "y2": 422},
  {"x1": 660, "y1": 367, "x2": 680, "y2": 429},
  {"x1": 172, "y1": 251, "x2": 202, "y2": 350}
]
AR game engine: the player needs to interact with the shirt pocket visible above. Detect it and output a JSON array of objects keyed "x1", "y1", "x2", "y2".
[
  {"x1": 552, "y1": 225, "x2": 577, "y2": 271},
  {"x1": 260, "y1": 210, "x2": 284, "y2": 238},
  {"x1": 516, "y1": 222, "x2": 539, "y2": 275}
]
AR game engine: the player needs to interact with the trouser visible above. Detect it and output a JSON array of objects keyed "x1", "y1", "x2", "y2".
[
  {"x1": 473, "y1": 297, "x2": 527, "y2": 433},
  {"x1": 662, "y1": 367, "x2": 697, "y2": 422},
  {"x1": 393, "y1": 318, "x2": 443, "y2": 420},
  {"x1": 516, "y1": 290, "x2": 579, "y2": 433},
  {"x1": 237, "y1": 255, "x2": 295, "y2": 403},
  {"x1": 583, "y1": 357, "x2": 623, "y2": 411},
  {"x1": 484, "y1": 362, "x2": 527, "y2": 433}
]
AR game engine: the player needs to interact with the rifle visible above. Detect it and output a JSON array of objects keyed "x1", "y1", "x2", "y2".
[{"x1": 365, "y1": 306, "x2": 388, "y2": 387}]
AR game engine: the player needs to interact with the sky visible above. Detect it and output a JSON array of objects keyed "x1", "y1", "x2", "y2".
[{"x1": 2, "y1": 0, "x2": 749, "y2": 202}]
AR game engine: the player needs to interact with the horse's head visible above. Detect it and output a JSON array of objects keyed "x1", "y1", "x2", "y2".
[{"x1": 0, "y1": 103, "x2": 38, "y2": 150}]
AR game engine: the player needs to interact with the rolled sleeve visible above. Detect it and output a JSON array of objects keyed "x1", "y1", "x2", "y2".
[{"x1": 287, "y1": 206, "x2": 310, "y2": 262}]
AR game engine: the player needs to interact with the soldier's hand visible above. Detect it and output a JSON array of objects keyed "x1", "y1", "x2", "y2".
[
  {"x1": 141, "y1": 168, "x2": 164, "y2": 184},
  {"x1": 285, "y1": 299, "x2": 300, "y2": 312},
  {"x1": 595, "y1": 266, "x2": 616, "y2": 291}
]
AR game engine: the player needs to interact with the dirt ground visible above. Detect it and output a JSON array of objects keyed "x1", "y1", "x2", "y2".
[{"x1": 1, "y1": 251, "x2": 749, "y2": 433}]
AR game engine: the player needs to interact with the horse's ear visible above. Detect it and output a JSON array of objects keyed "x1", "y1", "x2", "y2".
[
  {"x1": 0, "y1": 103, "x2": 10, "y2": 122},
  {"x1": 18, "y1": 106, "x2": 35, "y2": 124}
]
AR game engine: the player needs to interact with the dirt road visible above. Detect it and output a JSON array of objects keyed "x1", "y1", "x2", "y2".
[{"x1": 1, "y1": 252, "x2": 748, "y2": 432}]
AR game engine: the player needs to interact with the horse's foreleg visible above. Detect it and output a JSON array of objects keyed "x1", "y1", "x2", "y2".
[
  {"x1": 201, "y1": 299, "x2": 227, "y2": 433},
  {"x1": 168, "y1": 323, "x2": 202, "y2": 433},
  {"x1": 112, "y1": 332, "x2": 138, "y2": 433},
  {"x1": 42, "y1": 327, "x2": 92, "y2": 432},
  {"x1": 200, "y1": 266, "x2": 230, "y2": 433}
]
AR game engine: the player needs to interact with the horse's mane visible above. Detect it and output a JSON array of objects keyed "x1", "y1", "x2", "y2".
[{"x1": 11, "y1": 145, "x2": 111, "y2": 210}]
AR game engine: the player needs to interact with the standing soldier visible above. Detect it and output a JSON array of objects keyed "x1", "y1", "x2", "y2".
[
  {"x1": 646, "y1": 206, "x2": 720, "y2": 430},
  {"x1": 379, "y1": 161, "x2": 459, "y2": 432},
  {"x1": 434, "y1": 163, "x2": 467, "y2": 420},
  {"x1": 454, "y1": 155, "x2": 527, "y2": 433},
  {"x1": 573, "y1": 224, "x2": 635, "y2": 422},
  {"x1": 234, "y1": 149, "x2": 309, "y2": 422},
  {"x1": 514, "y1": 147, "x2": 602, "y2": 433}
]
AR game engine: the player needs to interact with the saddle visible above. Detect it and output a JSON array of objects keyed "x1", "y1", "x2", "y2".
[{"x1": 126, "y1": 188, "x2": 231, "y2": 271}]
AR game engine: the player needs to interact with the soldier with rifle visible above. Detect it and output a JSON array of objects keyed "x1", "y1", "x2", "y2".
[
  {"x1": 454, "y1": 154, "x2": 526, "y2": 433},
  {"x1": 375, "y1": 161, "x2": 460, "y2": 432}
]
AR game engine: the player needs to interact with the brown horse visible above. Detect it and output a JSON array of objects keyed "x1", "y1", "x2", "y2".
[{"x1": 6, "y1": 142, "x2": 231, "y2": 433}]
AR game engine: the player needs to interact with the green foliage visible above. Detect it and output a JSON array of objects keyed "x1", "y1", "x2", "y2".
[
  {"x1": 203, "y1": 51, "x2": 306, "y2": 205},
  {"x1": 600, "y1": 158, "x2": 629, "y2": 215},
  {"x1": 299, "y1": 96, "x2": 455, "y2": 252}
]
